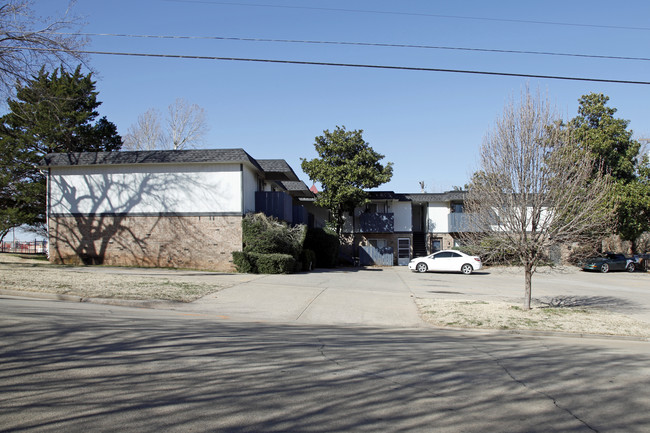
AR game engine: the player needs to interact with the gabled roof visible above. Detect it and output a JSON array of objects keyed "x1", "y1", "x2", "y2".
[
  {"x1": 275, "y1": 180, "x2": 315, "y2": 198},
  {"x1": 256, "y1": 159, "x2": 301, "y2": 182},
  {"x1": 41, "y1": 149, "x2": 265, "y2": 172}
]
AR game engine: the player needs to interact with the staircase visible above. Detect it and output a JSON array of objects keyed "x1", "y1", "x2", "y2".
[{"x1": 412, "y1": 232, "x2": 428, "y2": 258}]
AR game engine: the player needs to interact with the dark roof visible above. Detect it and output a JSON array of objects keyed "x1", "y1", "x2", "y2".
[
  {"x1": 367, "y1": 191, "x2": 410, "y2": 201},
  {"x1": 275, "y1": 181, "x2": 314, "y2": 198},
  {"x1": 405, "y1": 191, "x2": 467, "y2": 202},
  {"x1": 41, "y1": 149, "x2": 265, "y2": 171},
  {"x1": 256, "y1": 159, "x2": 300, "y2": 182}
]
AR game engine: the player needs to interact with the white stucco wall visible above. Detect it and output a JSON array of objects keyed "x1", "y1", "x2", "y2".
[
  {"x1": 427, "y1": 202, "x2": 449, "y2": 233},
  {"x1": 241, "y1": 164, "x2": 259, "y2": 214},
  {"x1": 49, "y1": 163, "x2": 245, "y2": 215}
]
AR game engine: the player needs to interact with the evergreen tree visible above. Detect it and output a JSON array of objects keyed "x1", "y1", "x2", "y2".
[
  {"x1": 569, "y1": 93, "x2": 649, "y2": 251},
  {"x1": 0, "y1": 66, "x2": 122, "y2": 240},
  {"x1": 301, "y1": 126, "x2": 393, "y2": 235}
]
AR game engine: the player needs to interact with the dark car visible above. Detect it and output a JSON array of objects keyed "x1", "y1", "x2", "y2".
[{"x1": 582, "y1": 252, "x2": 635, "y2": 273}]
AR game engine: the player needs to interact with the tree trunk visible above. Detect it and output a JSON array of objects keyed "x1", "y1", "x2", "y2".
[{"x1": 524, "y1": 262, "x2": 532, "y2": 310}]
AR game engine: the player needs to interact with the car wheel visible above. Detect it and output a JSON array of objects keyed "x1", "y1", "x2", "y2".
[
  {"x1": 601, "y1": 263, "x2": 609, "y2": 273},
  {"x1": 627, "y1": 262, "x2": 635, "y2": 273},
  {"x1": 461, "y1": 264, "x2": 473, "y2": 275},
  {"x1": 416, "y1": 262, "x2": 428, "y2": 273}
]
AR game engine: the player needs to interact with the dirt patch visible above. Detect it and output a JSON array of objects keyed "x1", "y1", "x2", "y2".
[
  {"x1": 0, "y1": 254, "x2": 227, "y2": 302},
  {"x1": 416, "y1": 298, "x2": 650, "y2": 338}
]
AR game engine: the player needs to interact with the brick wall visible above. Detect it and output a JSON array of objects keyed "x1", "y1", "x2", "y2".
[{"x1": 49, "y1": 214, "x2": 243, "y2": 271}]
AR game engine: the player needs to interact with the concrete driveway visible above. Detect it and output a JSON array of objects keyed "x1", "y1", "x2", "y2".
[
  {"x1": 181, "y1": 265, "x2": 650, "y2": 326},
  {"x1": 183, "y1": 267, "x2": 424, "y2": 326}
]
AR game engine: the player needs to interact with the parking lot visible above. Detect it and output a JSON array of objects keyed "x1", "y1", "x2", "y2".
[{"x1": 399, "y1": 265, "x2": 650, "y2": 322}]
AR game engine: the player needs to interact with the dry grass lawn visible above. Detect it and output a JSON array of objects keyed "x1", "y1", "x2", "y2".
[
  {"x1": 416, "y1": 298, "x2": 650, "y2": 338},
  {"x1": 0, "y1": 254, "x2": 224, "y2": 302},
  {"x1": 2, "y1": 254, "x2": 650, "y2": 337}
]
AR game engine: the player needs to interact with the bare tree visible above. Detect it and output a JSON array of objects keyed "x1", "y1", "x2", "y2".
[
  {"x1": 463, "y1": 88, "x2": 615, "y2": 310},
  {"x1": 165, "y1": 98, "x2": 208, "y2": 150},
  {"x1": 0, "y1": 0, "x2": 87, "y2": 97},
  {"x1": 123, "y1": 108, "x2": 162, "y2": 150},
  {"x1": 123, "y1": 98, "x2": 208, "y2": 151}
]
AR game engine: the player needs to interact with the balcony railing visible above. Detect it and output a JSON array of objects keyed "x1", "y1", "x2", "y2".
[
  {"x1": 255, "y1": 191, "x2": 292, "y2": 223},
  {"x1": 448, "y1": 213, "x2": 484, "y2": 232},
  {"x1": 359, "y1": 212, "x2": 394, "y2": 233}
]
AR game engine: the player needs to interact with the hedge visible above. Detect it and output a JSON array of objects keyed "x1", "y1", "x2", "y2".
[
  {"x1": 232, "y1": 251, "x2": 256, "y2": 273},
  {"x1": 304, "y1": 228, "x2": 339, "y2": 268},
  {"x1": 232, "y1": 251, "x2": 296, "y2": 274}
]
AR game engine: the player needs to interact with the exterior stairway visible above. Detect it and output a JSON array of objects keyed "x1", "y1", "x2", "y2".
[{"x1": 412, "y1": 232, "x2": 428, "y2": 258}]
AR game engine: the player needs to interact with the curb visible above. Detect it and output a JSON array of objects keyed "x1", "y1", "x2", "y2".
[
  {"x1": 3, "y1": 288, "x2": 649, "y2": 342},
  {"x1": 420, "y1": 322, "x2": 650, "y2": 343},
  {"x1": 0, "y1": 288, "x2": 183, "y2": 310}
]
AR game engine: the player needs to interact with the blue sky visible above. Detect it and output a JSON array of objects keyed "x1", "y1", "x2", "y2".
[{"x1": 32, "y1": 0, "x2": 650, "y2": 195}]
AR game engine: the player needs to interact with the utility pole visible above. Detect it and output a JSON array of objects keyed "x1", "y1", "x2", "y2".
[{"x1": 639, "y1": 137, "x2": 650, "y2": 157}]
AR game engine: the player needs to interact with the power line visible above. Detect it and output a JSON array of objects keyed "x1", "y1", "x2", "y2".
[
  {"x1": 55, "y1": 32, "x2": 650, "y2": 62},
  {"x1": 165, "y1": 0, "x2": 650, "y2": 32},
  {"x1": 10, "y1": 45, "x2": 650, "y2": 85}
]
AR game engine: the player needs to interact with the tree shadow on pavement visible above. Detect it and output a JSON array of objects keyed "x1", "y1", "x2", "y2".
[
  {"x1": 539, "y1": 295, "x2": 644, "y2": 314},
  {"x1": 1, "y1": 299, "x2": 649, "y2": 433}
]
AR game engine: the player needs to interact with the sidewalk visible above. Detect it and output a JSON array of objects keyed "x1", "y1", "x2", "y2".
[{"x1": 181, "y1": 267, "x2": 424, "y2": 327}]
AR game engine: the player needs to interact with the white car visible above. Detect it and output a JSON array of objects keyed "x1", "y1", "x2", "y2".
[{"x1": 408, "y1": 250, "x2": 482, "y2": 275}]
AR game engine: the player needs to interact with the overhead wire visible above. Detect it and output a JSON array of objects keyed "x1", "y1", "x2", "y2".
[
  {"x1": 52, "y1": 32, "x2": 650, "y2": 62},
  {"x1": 9, "y1": 46, "x2": 650, "y2": 85},
  {"x1": 164, "y1": 0, "x2": 650, "y2": 32}
]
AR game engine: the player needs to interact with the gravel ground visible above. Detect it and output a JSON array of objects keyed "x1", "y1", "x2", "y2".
[{"x1": 2, "y1": 253, "x2": 649, "y2": 337}]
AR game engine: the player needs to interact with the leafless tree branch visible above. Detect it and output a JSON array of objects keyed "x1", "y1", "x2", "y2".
[
  {"x1": 123, "y1": 98, "x2": 208, "y2": 151},
  {"x1": 462, "y1": 87, "x2": 615, "y2": 309},
  {"x1": 0, "y1": 0, "x2": 88, "y2": 97},
  {"x1": 164, "y1": 98, "x2": 208, "y2": 150}
]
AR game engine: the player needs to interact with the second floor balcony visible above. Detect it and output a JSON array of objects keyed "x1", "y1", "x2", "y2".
[
  {"x1": 359, "y1": 212, "x2": 394, "y2": 233},
  {"x1": 448, "y1": 213, "x2": 484, "y2": 232}
]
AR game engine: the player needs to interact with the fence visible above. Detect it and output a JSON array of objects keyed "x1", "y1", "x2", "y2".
[
  {"x1": 359, "y1": 246, "x2": 394, "y2": 266},
  {"x1": 0, "y1": 240, "x2": 48, "y2": 254}
]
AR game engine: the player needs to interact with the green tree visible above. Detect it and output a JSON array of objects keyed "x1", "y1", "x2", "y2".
[
  {"x1": 301, "y1": 126, "x2": 393, "y2": 236},
  {"x1": 569, "y1": 93, "x2": 649, "y2": 251},
  {"x1": 570, "y1": 93, "x2": 639, "y2": 182},
  {"x1": 0, "y1": 66, "x2": 122, "y2": 240}
]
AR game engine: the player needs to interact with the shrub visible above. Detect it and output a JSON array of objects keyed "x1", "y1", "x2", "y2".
[
  {"x1": 300, "y1": 249, "x2": 317, "y2": 271},
  {"x1": 255, "y1": 253, "x2": 296, "y2": 274},
  {"x1": 242, "y1": 213, "x2": 306, "y2": 258},
  {"x1": 304, "y1": 228, "x2": 339, "y2": 268},
  {"x1": 232, "y1": 251, "x2": 256, "y2": 273}
]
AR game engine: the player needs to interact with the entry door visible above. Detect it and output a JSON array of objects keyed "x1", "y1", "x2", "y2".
[
  {"x1": 431, "y1": 237, "x2": 442, "y2": 253},
  {"x1": 398, "y1": 238, "x2": 411, "y2": 266}
]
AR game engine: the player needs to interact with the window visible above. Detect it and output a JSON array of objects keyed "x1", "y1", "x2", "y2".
[
  {"x1": 366, "y1": 203, "x2": 378, "y2": 213},
  {"x1": 368, "y1": 239, "x2": 387, "y2": 249},
  {"x1": 451, "y1": 203, "x2": 464, "y2": 213},
  {"x1": 398, "y1": 238, "x2": 410, "y2": 259}
]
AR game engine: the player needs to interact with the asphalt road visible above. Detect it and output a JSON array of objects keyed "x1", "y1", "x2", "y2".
[{"x1": 1, "y1": 297, "x2": 649, "y2": 432}]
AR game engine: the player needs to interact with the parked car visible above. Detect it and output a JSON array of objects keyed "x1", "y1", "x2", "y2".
[
  {"x1": 632, "y1": 253, "x2": 650, "y2": 272},
  {"x1": 408, "y1": 250, "x2": 482, "y2": 275},
  {"x1": 581, "y1": 252, "x2": 635, "y2": 273}
]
